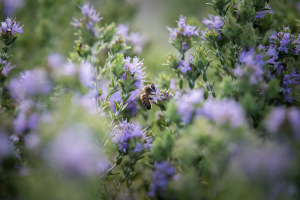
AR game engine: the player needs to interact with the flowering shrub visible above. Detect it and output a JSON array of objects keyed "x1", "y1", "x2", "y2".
[{"x1": 0, "y1": 0, "x2": 300, "y2": 200}]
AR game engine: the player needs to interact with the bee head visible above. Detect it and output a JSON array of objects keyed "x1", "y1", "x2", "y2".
[{"x1": 150, "y1": 83, "x2": 156, "y2": 92}]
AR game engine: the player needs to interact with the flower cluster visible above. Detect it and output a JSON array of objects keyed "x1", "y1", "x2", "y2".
[
  {"x1": 265, "y1": 27, "x2": 300, "y2": 102},
  {"x1": 234, "y1": 48, "x2": 265, "y2": 85},
  {"x1": 268, "y1": 27, "x2": 300, "y2": 56},
  {"x1": 200, "y1": 98, "x2": 245, "y2": 128},
  {"x1": 0, "y1": 56, "x2": 15, "y2": 76},
  {"x1": 71, "y1": 3, "x2": 102, "y2": 36},
  {"x1": 265, "y1": 106, "x2": 300, "y2": 140},
  {"x1": 167, "y1": 15, "x2": 199, "y2": 52},
  {"x1": 176, "y1": 89, "x2": 204, "y2": 124},
  {"x1": 9, "y1": 69, "x2": 52, "y2": 103},
  {"x1": 202, "y1": 14, "x2": 223, "y2": 38},
  {"x1": 116, "y1": 24, "x2": 145, "y2": 54},
  {"x1": 148, "y1": 161, "x2": 175, "y2": 198},
  {"x1": 110, "y1": 120, "x2": 152, "y2": 155},
  {"x1": 47, "y1": 126, "x2": 108, "y2": 177},
  {"x1": 0, "y1": 17, "x2": 23, "y2": 36},
  {"x1": 122, "y1": 56, "x2": 147, "y2": 89}
]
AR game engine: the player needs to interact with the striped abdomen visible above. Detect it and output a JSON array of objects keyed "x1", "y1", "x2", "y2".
[{"x1": 141, "y1": 94, "x2": 151, "y2": 110}]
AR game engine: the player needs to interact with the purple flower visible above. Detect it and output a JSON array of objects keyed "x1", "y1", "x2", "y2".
[
  {"x1": 201, "y1": 99, "x2": 245, "y2": 128},
  {"x1": 148, "y1": 161, "x2": 175, "y2": 198},
  {"x1": 129, "y1": 32, "x2": 144, "y2": 54},
  {"x1": 177, "y1": 90, "x2": 204, "y2": 123},
  {"x1": 110, "y1": 120, "x2": 151, "y2": 154},
  {"x1": 24, "y1": 133, "x2": 40, "y2": 150},
  {"x1": 232, "y1": 142, "x2": 293, "y2": 181},
  {"x1": 235, "y1": 49, "x2": 265, "y2": 84},
  {"x1": 1, "y1": 0, "x2": 24, "y2": 16},
  {"x1": 176, "y1": 15, "x2": 186, "y2": 28},
  {"x1": 178, "y1": 60, "x2": 191, "y2": 73},
  {"x1": 0, "y1": 17, "x2": 23, "y2": 36},
  {"x1": 116, "y1": 24, "x2": 129, "y2": 38},
  {"x1": 266, "y1": 107, "x2": 300, "y2": 140},
  {"x1": 255, "y1": 6, "x2": 274, "y2": 19},
  {"x1": 47, "y1": 126, "x2": 108, "y2": 177},
  {"x1": 47, "y1": 52, "x2": 64, "y2": 69},
  {"x1": 279, "y1": 69, "x2": 300, "y2": 102},
  {"x1": 278, "y1": 33, "x2": 290, "y2": 54},
  {"x1": 80, "y1": 3, "x2": 102, "y2": 22},
  {"x1": 167, "y1": 15, "x2": 200, "y2": 43},
  {"x1": 166, "y1": 27, "x2": 178, "y2": 42},
  {"x1": 0, "y1": 58, "x2": 15, "y2": 76},
  {"x1": 79, "y1": 61, "x2": 95, "y2": 88},
  {"x1": 0, "y1": 132, "x2": 13, "y2": 162},
  {"x1": 123, "y1": 56, "x2": 146, "y2": 89},
  {"x1": 9, "y1": 69, "x2": 52, "y2": 102},
  {"x1": 181, "y1": 42, "x2": 188, "y2": 51},
  {"x1": 202, "y1": 14, "x2": 223, "y2": 37},
  {"x1": 183, "y1": 25, "x2": 199, "y2": 37}
]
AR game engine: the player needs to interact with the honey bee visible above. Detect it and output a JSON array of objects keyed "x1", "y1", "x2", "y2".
[{"x1": 133, "y1": 83, "x2": 156, "y2": 110}]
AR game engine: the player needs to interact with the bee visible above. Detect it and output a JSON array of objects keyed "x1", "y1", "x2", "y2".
[{"x1": 133, "y1": 83, "x2": 157, "y2": 110}]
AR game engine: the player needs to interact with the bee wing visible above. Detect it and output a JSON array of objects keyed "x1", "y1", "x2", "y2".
[{"x1": 133, "y1": 91, "x2": 143, "y2": 100}]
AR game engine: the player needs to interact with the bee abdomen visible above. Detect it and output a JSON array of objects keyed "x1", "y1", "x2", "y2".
[{"x1": 141, "y1": 94, "x2": 151, "y2": 110}]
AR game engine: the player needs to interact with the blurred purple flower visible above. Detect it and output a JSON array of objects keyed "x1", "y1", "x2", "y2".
[
  {"x1": 0, "y1": 58, "x2": 15, "y2": 76},
  {"x1": 0, "y1": 132, "x2": 13, "y2": 162},
  {"x1": 203, "y1": 14, "x2": 223, "y2": 38},
  {"x1": 47, "y1": 126, "x2": 108, "y2": 177},
  {"x1": 79, "y1": 61, "x2": 95, "y2": 88},
  {"x1": 255, "y1": 6, "x2": 274, "y2": 19},
  {"x1": 129, "y1": 32, "x2": 144, "y2": 54},
  {"x1": 9, "y1": 69, "x2": 52, "y2": 102},
  {"x1": 181, "y1": 42, "x2": 188, "y2": 51},
  {"x1": 116, "y1": 24, "x2": 129, "y2": 38},
  {"x1": 235, "y1": 48, "x2": 265, "y2": 84},
  {"x1": 233, "y1": 143, "x2": 293, "y2": 181},
  {"x1": 266, "y1": 106, "x2": 300, "y2": 140},
  {"x1": 148, "y1": 161, "x2": 175, "y2": 198},
  {"x1": 177, "y1": 90, "x2": 204, "y2": 123},
  {"x1": 47, "y1": 52, "x2": 64, "y2": 69},
  {"x1": 1, "y1": 0, "x2": 24, "y2": 16},
  {"x1": 178, "y1": 60, "x2": 191, "y2": 73},
  {"x1": 24, "y1": 133, "x2": 40, "y2": 150},
  {"x1": 201, "y1": 99, "x2": 245, "y2": 128}
]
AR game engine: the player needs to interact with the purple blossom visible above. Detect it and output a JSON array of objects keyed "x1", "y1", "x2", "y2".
[
  {"x1": 0, "y1": 58, "x2": 15, "y2": 76},
  {"x1": 129, "y1": 32, "x2": 144, "y2": 54},
  {"x1": 278, "y1": 33, "x2": 290, "y2": 54},
  {"x1": 47, "y1": 126, "x2": 108, "y2": 177},
  {"x1": 183, "y1": 25, "x2": 199, "y2": 37},
  {"x1": 201, "y1": 99, "x2": 245, "y2": 128},
  {"x1": 110, "y1": 120, "x2": 151, "y2": 154},
  {"x1": 79, "y1": 61, "x2": 95, "y2": 88},
  {"x1": 232, "y1": 142, "x2": 293, "y2": 181},
  {"x1": 177, "y1": 90, "x2": 204, "y2": 123},
  {"x1": 280, "y1": 69, "x2": 300, "y2": 102},
  {"x1": 47, "y1": 52, "x2": 64, "y2": 69},
  {"x1": 123, "y1": 56, "x2": 146, "y2": 89},
  {"x1": 178, "y1": 60, "x2": 191, "y2": 73},
  {"x1": 202, "y1": 14, "x2": 223, "y2": 37},
  {"x1": 0, "y1": 17, "x2": 23, "y2": 36},
  {"x1": 148, "y1": 161, "x2": 175, "y2": 198},
  {"x1": 235, "y1": 49, "x2": 265, "y2": 84},
  {"x1": 176, "y1": 15, "x2": 186, "y2": 28},
  {"x1": 181, "y1": 42, "x2": 188, "y2": 51},
  {"x1": 255, "y1": 6, "x2": 274, "y2": 19},
  {"x1": 0, "y1": 132, "x2": 13, "y2": 162},
  {"x1": 24, "y1": 133, "x2": 40, "y2": 150},
  {"x1": 9, "y1": 69, "x2": 52, "y2": 102},
  {"x1": 167, "y1": 15, "x2": 200, "y2": 43},
  {"x1": 116, "y1": 24, "x2": 129, "y2": 38},
  {"x1": 80, "y1": 3, "x2": 102, "y2": 22},
  {"x1": 266, "y1": 107, "x2": 300, "y2": 140},
  {"x1": 1, "y1": 0, "x2": 24, "y2": 16}
]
